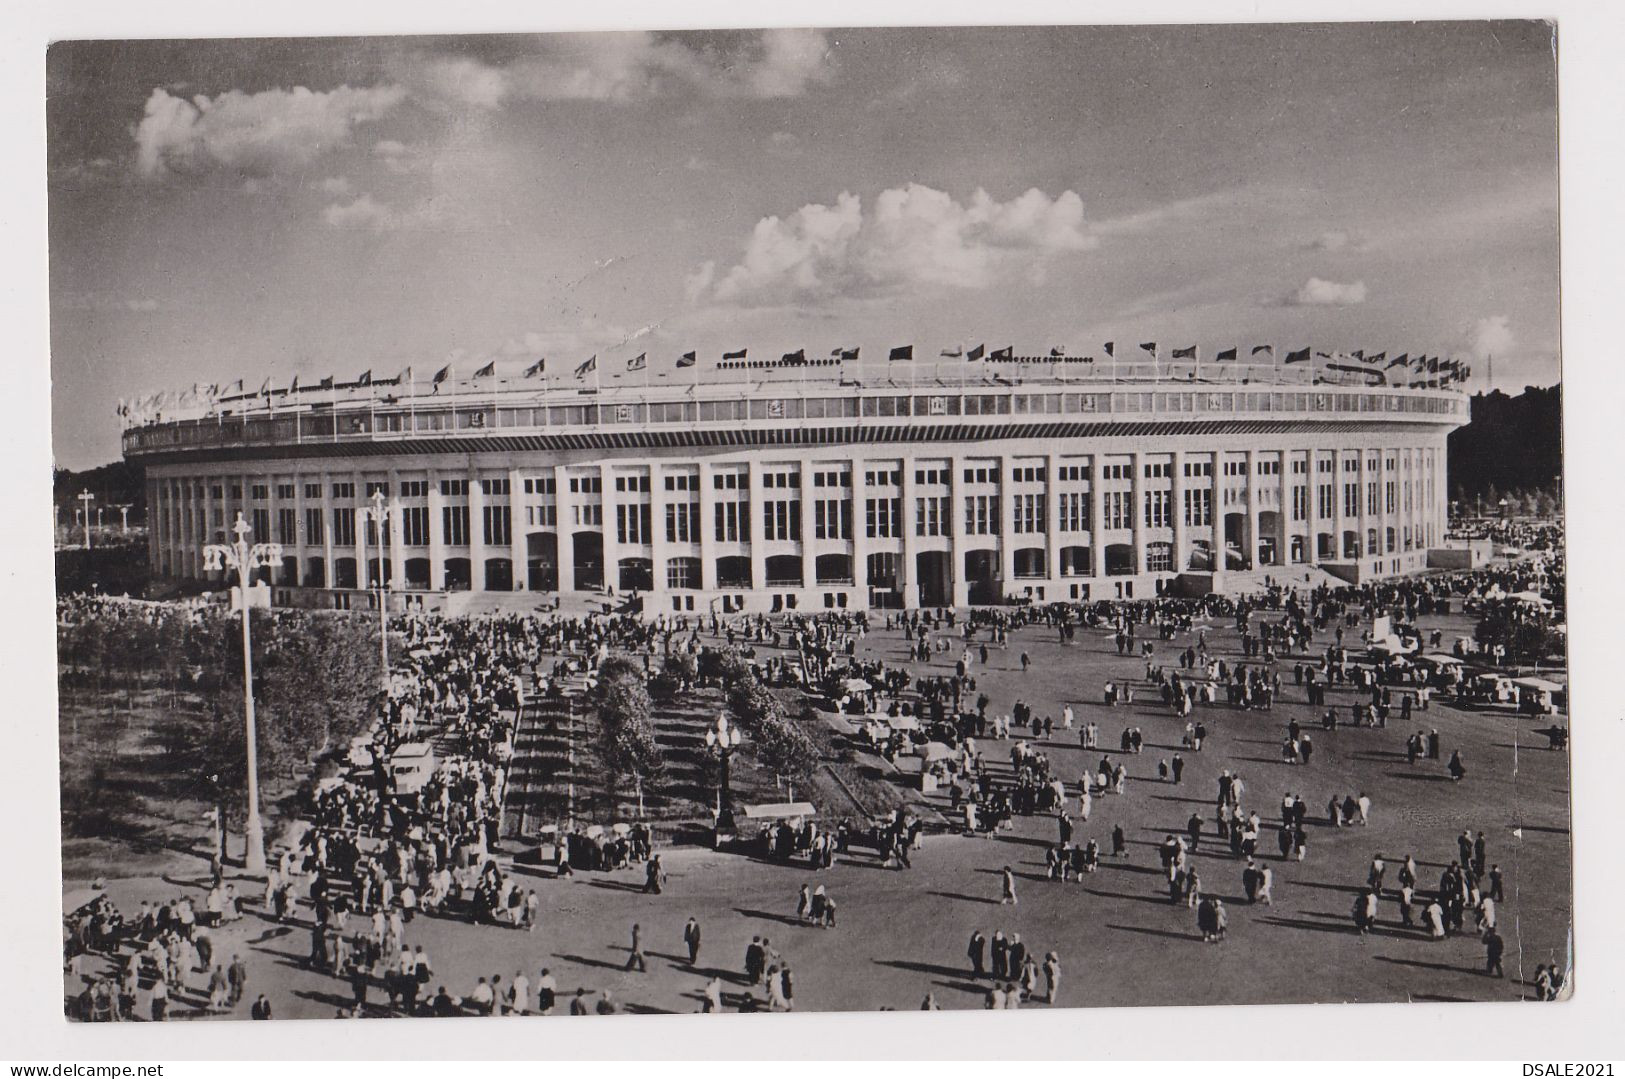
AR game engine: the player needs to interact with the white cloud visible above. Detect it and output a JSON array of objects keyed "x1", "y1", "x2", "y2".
[
  {"x1": 1289, "y1": 277, "x2": 1368, "y2": 306},
  {"x1": 404, "y1": 30, "x2": 833, "y2": 111},
  {"x1": 322, "y1": 194, "x2": 397, "y2": 231},
  {"x1": 1470, "y1": 314, "x2": 1515, "y2": 358},
  {"x1": 316, "y1": 176, "x2": 352, "y2": 195},
  {"x1": 695, "y1": 184, "x2": 1093, "y2": 307},
  {"x1": 134, "y1": 84, "x2": 407, "y2": 178}
]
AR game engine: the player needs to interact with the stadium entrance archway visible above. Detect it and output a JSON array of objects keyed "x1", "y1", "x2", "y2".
[
  {"x1": 1342, "y1": 529, "x2": 1361, "y2": 559},
  {"x1": 1104, "y1": 543, "x2": 1135, "y2": 576},
  {"x1": 867, "y1": 552, "x2": 902, "y2": 608},
  {"x1": 486, "y1": 558, "x2": 514, "y2": 592},
  {"x1": 815, "y1": 553, "x2": 852, "y2": 586},
  {"x1": 617, "y1": 557, "x2": 653, "y2": 593},
  {"x1": 572, "y1": 532, "x2": 603, "y2": 591},
  {"x1": 303, "y1": 556, "x2": 326, "y2": 588},
  {"x1": 1059, "y1": 545, "x2": 1091, "y2": 577},
  {"x1": 526, "y1": 532, "x2": 558, "y2": 591},
  {"x1": 1224, "y1": 514, "x2": 1249, "y2": 569},
  {"x1": 333, "y1": 557, "x2": 357, "y2": 589},
  {"x1": 1257, "y1": 512, "x2": 1280, "y2": 566},
  {"x1": 405, "y1": 558, "x2": 431, "y2": 589},
  {"x1": 765, "y1": 554, "x2": 804, "y2": 588},
  {"x1": 964, "y1": 549, "x2": 1000, "y2": 606},
  {"x1": 916, "y1": 551, "x2": 951, "y2": 607},
  {"x1": 444, "y1": 558, "x2": 472, "y2": 591},
  {"x1": 279, "y1": 555, "x2": 299, "y2": 587},
  {"x1": 1187, "y1": 540, "x2": 1214, "y2": 572},
  {"x1": 716, "y1": 556, "x2": 752, "y2": 590},
  {"x1": 1317, "y1": 532, "x2": 1336, "y2": 561},
  {"x1": 366, "y1": 557, "x2": 393, "y2": 588}
]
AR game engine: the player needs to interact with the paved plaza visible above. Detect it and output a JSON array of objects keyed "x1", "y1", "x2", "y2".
[{"x1": 63, "y1": 598, "x2": 1572, "y2": 1018}]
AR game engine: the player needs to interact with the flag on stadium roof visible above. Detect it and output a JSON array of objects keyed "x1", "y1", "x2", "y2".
[
  {"x1": 1139, "y1": 342, "x2": 1157, "y2": 355},
  {"x1": 472, "y1": 361, "x2": 496, "y2": 379},
  {"x1": 1252, "y1": 344, "x2": 1273, "y2": 357},
  {"x1": 432, "y1": 365, "x2": 451, "y2": 384},
  {"x1": 1284, "y1": 348, "x2": 1311, "y2": 363},
  {"x1": 1215, "y1": 348, "x2": 1237, "y2": 362},
  {"x1": 627, "y1": 353, "x2": 647, "y2": 371},
  {"x1": 1103, "y1": 341, "x2": 1115, "y2": 357},
  {"x1": 676, "y1": 352, "x2": 696, "y2": 369},
  {"x1": 523, "y1": 358, "x2": 546, "y2": 378},
  {"x1": 356, "y1": 370, "x2": 372, "y2": 387},
  {"x1": 889, "y1": 345, "x2": 913, "y2": 361},
  {"x1": 941, "y1": 345, "x2": 963, "y2": 357},
  {"x1": 1387, "y1": 354, "x2": 1408, "y2": 368},
  {"x1": 782, "y1": 349, "x2": 805, "y2": 364},
  {"x1": 723, "y1": 348, "x2": 747, "y2": 360},
  {"x1": 1171, "y1": 345, "x2": 1196, "y2": 359},
  {"x1": 966, "y1": 344, "x2": 985, "y2": 362},
  {"x1": 1050, "y1": 346, "x2": 1066, "y2": 357},
  {"x1": 575, "y1": 355, "x2": 598, "y2": 379}
]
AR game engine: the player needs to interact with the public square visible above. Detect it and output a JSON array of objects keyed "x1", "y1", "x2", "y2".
[{"x1": 61, "y1": 590, "x2": 1572, "y2": 1017}]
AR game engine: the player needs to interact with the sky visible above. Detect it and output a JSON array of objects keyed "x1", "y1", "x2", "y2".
[{"x1": 47, "y1": 21, "x2": 1560, "y2": 469}]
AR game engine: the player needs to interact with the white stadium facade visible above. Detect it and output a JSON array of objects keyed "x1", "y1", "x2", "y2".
[{"x1": 124, "y1": 356, "x2": 1469, "y2": 614}]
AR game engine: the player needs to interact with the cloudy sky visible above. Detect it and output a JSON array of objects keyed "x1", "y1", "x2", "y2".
[{"x1": 48, "y1": 22, "x2": 1559, "y2": 468}]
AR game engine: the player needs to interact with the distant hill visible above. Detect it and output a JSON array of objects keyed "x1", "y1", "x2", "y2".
[{"x1": 1447, "y1": 384, "x2": 1562, "y2": 503}]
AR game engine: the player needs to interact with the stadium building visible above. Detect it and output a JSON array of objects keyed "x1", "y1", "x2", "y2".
[{"x1": 123, "y1": 357, "x2": 1469, "y2": 614}]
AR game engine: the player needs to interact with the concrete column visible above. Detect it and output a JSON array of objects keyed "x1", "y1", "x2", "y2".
[
  {"x1": 469, "y1": 470, "x2": 488, "y2": 591},
  {"x1": 1171, "y1": 449, "x2": 1187, "y2": 573},
  {"x1": 389, "y1": 469, "x2": 406, "y2": 592},
  {"x1": 746, "y1": 459, "x2": 765, "y2": 595},
  {"x1": 1279, "y1": 449, "x2": 1294, "y2": 565},
  {"x1": 1089, "y1": 454, "x2": 1108, "y2": 585},
  {"x1": 1209, "y1": 454, "x2": 1224, "y2": 581},
  {"x1": 950, "y1": 454, "x2": 969, "y2": 607},
  {"x1": 508, "y1": 467, "x2": 526, "y2": 592},
  {"x1": 1130, "y1": 451, "x2": 1145, "y2": 576},
  {"x1": 851, "y1": 458, "x2": 868, "y2": 599},
  {"x1": 292, "y1": 476, "x2": 307, "y2": 585},
  {"x1": 899, "y1": 455, "x2": 917, "y2": 607},
  {"x1": 555, "y1": 464, "x2": 575, "y2": 594},
  {"x1": 1044, "y1": 452, "x2": 1062, "y2": 593},
  {"x1": 649, "y1": 463, "x2": 669, "y2": 603},
  {"x1": 1244, "y1": 450, "x2": 1260, "y2": 570},
  {"x1": 352, "y1": 504, "x2": 367, "y2": 593},
  {"x1": 998, "y1": 457, "x2": 1016, "y2": 591},
  {"x1": 697, "y1": 460, "x2": 716, "y2": 591},
  {"x1": 1356, "y1": 450, "x2": 1370, "y2": 565},
  {"x1": 427, "y1": 471, "x2": 445, "y2": 590},
  {"x1": 599, "y1": 464, "x2": 617, "y2": 595},
  {"x1": 797, "y1": 458, "x2": 814, "y2": 594},
  {"x1": 320, "y1": 472, "x2": 335, "y2": 588}
]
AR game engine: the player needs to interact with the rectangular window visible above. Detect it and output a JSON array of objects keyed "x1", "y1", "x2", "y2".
[
  {"x1": 365, "y1": 481, "x2": 389, "y2": 497},
  {"x1": 484, "y1": 478, "x2": 510, "y2": 496},
  {"x1": 440, "y1": 479, "x2": 469, "y2": 497},
  {"x1": 304, "y1": 507, "x2": 323, "y2": 545},
  {"x1": 276, "y1": 508, "x2": 297, "y2": 545},
  {"x1": 331, "y1": 507, "x2": 356, "y2": 547},
  {"x1": 814, "y1": 498, "x2": 852, "y2": 540},
  {"x1": 250, "y1": 484, "x2": 269, "y2": 501},
  {"x1": 402, "y1": 505, "x2": 430, "y2": 546},
  {"x1": 250, "y1": 507, "x2": 270, "y2": 541},
  {"x1": 1143, "y1": 489, "x2": 1171, "y2": 529},
  {"x1": 331, "y1": 482, "x2": 355, "y2": 500},
  {"x1": 616, "y1": 503, "x2": 652, "y2": 545},
  {"x1": 276, "y1": 483, "x2": 295, "y2": 501},
  {"x1": 1344, "y1": 483, "x2": 1359, "y2": 517},
  {"x1": 866, "y1": 497, "x2": 901, "y2": 538},
  {"x1": 400, "y1": 480, "x2": 429, "y2": 499},
  {"x1": 915, "y1": 495, "x2": 948, "y2": 537},
  {"x1": 483, "y1": 504, "x2": 512, "y2": 546},
  {"x1": 666, "y1": 501, "x2": 699, "y2": 543},
  {"x1": 303, "y1": 483, "x2": 321, "y2": 500},
  {"x1": 1183, "y1": 488, "x2": 1212, "y2": 527},
  {"x1": 763, "y1": 499, "x2": 800, "y2": 541},
  {"x1": 441, "y1": 505, "x2": 470, "y2": 546},
  {"x1": 713, "y1": 500, "x2": 747, "y2": 542},
  {"x1": 1317, "y1": 484, "x2": 1335, "y2": 519}
]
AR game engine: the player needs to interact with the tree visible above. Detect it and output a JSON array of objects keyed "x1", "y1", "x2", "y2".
[
  {"x1": 751, "y1": 713, "x2": 819, "y2": 802},
  {"x1": 595, "y1": 674, "x2": 663, "y2": 817}
]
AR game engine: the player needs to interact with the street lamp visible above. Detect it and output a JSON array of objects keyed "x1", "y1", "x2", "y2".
[
  {"x1": 361, "y1": 490, "x2": 393, "y2": 691},
  {"x1": 704, "y1": 711, "x2": 743, "y2": 829},
  {"x1": 76, "y1": 489, "x2": 95, "y2": 550},
  {"x1": 202, "y1": 512, "x2": 283, "y2": 876}
]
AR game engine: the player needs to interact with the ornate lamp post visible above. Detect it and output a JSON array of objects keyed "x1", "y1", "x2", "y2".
[
  {"x1": 361, "y1": 490, "x2": 393, "y2": 690},
  {"x1": 704, "y1": 711, "x2": 743, "y2": 830},
  {"x1": 202, "y1": 512, "x2": 282, "y2": 876}
]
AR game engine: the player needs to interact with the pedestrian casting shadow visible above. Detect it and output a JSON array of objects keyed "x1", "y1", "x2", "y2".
[
  {"x1": 294, "y1": 987, "x2": 365, "y2": 1013},
  {"x1": 1408, "y1": 993, "x2": 1474, "y2": 1003},
  {"x1": 1105, "y1": 923, "x2": 1197, "y2": 943},
  {"x1": 732, "y1": 907, "x2": 806, "y2": 927},
  {"x1": 646, "y1": 954, "x2": 747, "y2": 984},
  {"x1": 1258, "y1": 915, "x2": 1404, "y2": 939},
  {"x1": 1384, "y1": 771, "x2": 1452, "y2": 782},
  {"x1": 1374, "y1": 955, "x2": 1470, "y2": 975},
  {"x1": 553, "y1": 951, "x2": 634, "y2": 973},
  {"x1": 623, "y1": 1003, "x2": 677, "y2": 1014},
  {"x1": 873, "y1": 958, "x2": 978, "y2": 982},
  {"x1": 1290, "y1": 879, "x2": 1366, "y2": 895},
  {"x1": 587, "y1": 878, "x2": 650, "y2": 894},
  {"x1": 1085, "y1": 888, "x2": 1187, "y2": 908},
  {"x1": 1150, "y1": 795, "x2": 1211, "y2": 807},
  {"x1": 247, "y1": 925, "x2": 294, "y2": 945},
  {"x1": 927, "y1": 890, "x2": 1000, "y2": 905}
]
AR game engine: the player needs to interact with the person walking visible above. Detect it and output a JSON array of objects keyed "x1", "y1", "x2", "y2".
[
  {"x1": 1000, "y1": 865, "x2": 1018, "y2": 905},
  {"x1": 625, "y1": 923, "x2": 648, "y2": 973},
  {"x1": 967, "y1": 929, "x2": 987, "y2": 978},
  {"x1": 1483, "y1": 927, "x2": 1506, "y2": 978},
  {"x1": 1043, "y1": 951, "x2": 1061, "y2": 1004},
  {"x1": 683, "y1": 917, "x2": 702, "y2": 966}
]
